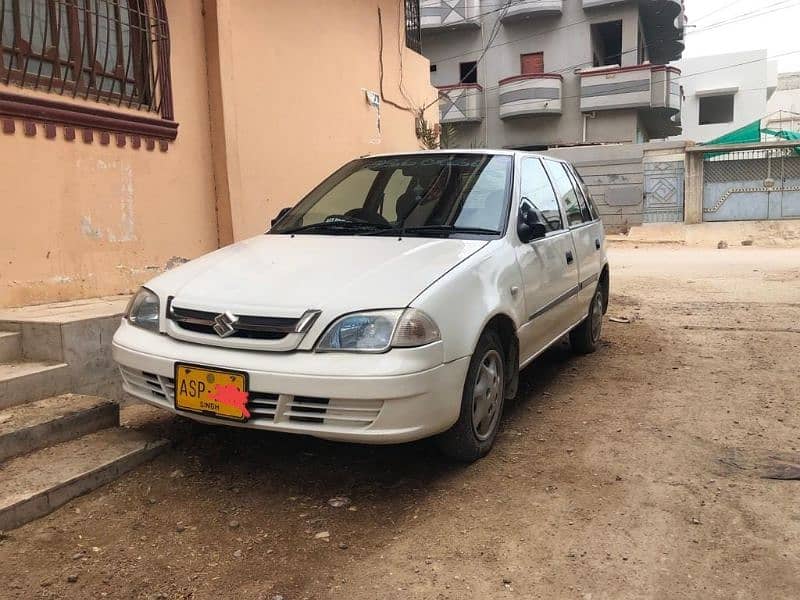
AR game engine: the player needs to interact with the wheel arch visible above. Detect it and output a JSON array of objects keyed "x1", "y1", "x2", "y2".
[
  {"x1": 481, "y1": 312, "x2": 519, "y2": 399},
  {"x1": 599, "y1": 263, "x2": 610, "y2": 314}
]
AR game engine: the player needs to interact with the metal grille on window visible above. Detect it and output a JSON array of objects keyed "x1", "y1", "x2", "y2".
[
  {"x1": 0, "y1": 0, "x2": 172, "y2": 117},
  {"x1": 405, "y1": 0, "x2": 421, "y2": 54}
]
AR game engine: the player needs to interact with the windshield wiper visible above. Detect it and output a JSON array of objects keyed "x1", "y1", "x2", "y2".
[
  {"x1": 278, "y1": 221, "x2": 392, "y2": 235},
  {"x1": 365, "y1": 225, "x2": 501, "y2": 237}
]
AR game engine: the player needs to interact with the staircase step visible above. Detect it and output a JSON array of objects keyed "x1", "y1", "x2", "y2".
[
  {"x1": 0, "y1": 332, "x2": 21, "y2": 363},
  {"x1": 0, "y1": 428, "x2": 168, "y2": 531},
  {"x1": 0, "y1": 394, "x2": 119, "y2": 462},
  {"x1": 0, "y1": 361, "x2": 70, "y2": 410}
]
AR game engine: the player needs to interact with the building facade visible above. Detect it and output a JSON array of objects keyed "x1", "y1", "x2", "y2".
[
  {"x1": 421, "y1": 0, "x2": 685, "y2": 149},
  {"x1": 0, "y1": 0, "x2": 436, "y2": 307},
  {"x1": 672, "y1": 50, "x2": 778, "y2": 143}
]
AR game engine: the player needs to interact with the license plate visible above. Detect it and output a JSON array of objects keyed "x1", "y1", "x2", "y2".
[{"x1": 174, "y1": 363, "x2": 250, "y2": 422}]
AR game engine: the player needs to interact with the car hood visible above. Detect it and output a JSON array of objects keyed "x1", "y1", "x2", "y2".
[{"x1": 146, "y1": 234, "x2": 488, "y2": 317}]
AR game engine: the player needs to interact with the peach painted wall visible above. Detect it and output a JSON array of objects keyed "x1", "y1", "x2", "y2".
[
  {"x1": 0, "y1": 0, "x2": 438, "y2": 307},
  {"x1": 209, "y1": 0, "x2": 439, "y2": 241},
  {"x1": 0, "y1": 1, "x2": 218, "y2": 307}
]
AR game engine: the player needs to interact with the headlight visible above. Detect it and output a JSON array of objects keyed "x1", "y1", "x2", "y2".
[
  {"x1": 316, "y1": 309, "x2": 440, "y2": 352},
  {"x1": 125, "y1": 287, "x2": 160, "y2": 333}
]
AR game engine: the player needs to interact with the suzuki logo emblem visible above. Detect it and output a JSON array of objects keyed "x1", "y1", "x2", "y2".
[{"x1": 213, "y1": 311, "x2": 239, "y2": 338}]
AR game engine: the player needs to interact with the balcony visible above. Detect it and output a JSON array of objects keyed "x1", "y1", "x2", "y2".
[
  {"x1": 647, "y1": 65, "x2": 682, "y2": 136},
  {"x1": 437, "y1": 84, "x2": 484, "y2": 124},
  {"x1": 500, "y1": 0, "x2": 562, "y2": 23},
  {"x1": 583, "y1": 0, "x2": 685, "y2": 64},
  {"x1": 580, "y1": 64, "x2": 681, "y2": 137},
  {"x1": 498, "y1": 74, "x2": 562, "y2": 119},
  {"x1": 421, "y1": 0, "x2": 481, "y2": 32}
]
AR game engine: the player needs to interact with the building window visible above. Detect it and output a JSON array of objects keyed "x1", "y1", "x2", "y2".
[
  {"x1": 460, "y1": 61, "x2": 477, "y2": 84},
  {"x1": 430, "y1": 64, "x2": 437, "y2": 73},
  {"x1": 521, "y1": 52, "x2": 544, "y2": 75},
  {"x1": 1, "y1": 0, "x2": 173, "y2": 119},
  {"x1": 590, "y1": 20, "x2": 623, "y2": 67},
  {"x1": 405, "y1": 0, "x2": 421, "y2": 54},
  {"x1": 699, "y1": 94, "x2": 735, "y2": 125}
]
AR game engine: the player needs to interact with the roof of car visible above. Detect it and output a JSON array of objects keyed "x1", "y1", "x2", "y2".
[{"x1": 367, "y1": 149, "x2": 554, "y2": 161}]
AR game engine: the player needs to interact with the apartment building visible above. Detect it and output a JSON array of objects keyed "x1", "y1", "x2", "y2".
[
  {"x1": 672, "y1": 50, "x2": 778, "y2": 143},
  {"x1": 421, "y1": 0, "x2": 685, "y2": 149},
  {"x1": 0, "y1": 0, "x2": 435, "y2": 307}
]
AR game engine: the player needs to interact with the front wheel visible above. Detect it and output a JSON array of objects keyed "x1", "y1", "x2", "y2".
[
  {"x1": 570, "y1": 286, "x2": 604, "y2": 354},
  {"x1": 437, "y1": 330, "x2": 506, "y2": 462}
]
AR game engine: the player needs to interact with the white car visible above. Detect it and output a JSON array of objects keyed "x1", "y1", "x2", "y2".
[{"x1": 113, "y1": 150, "x2": 608, "y2": 461}]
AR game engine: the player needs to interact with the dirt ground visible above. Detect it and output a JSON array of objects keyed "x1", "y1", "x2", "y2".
[{"x1": 2, "y1": 244, "x2": 799, "y2": 600}]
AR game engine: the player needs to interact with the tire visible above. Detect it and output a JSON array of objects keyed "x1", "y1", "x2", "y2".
[
  {"x1": 570, "y1": 285, "x2": 604, "y2": 355},
  {"x1": 437, "y1": 329, "x2": 506, "y2": 462}
]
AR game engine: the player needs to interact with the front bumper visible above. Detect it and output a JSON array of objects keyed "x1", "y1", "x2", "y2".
[{"x1": 112, "y1": 320, "x2": 469, "y2": 444}]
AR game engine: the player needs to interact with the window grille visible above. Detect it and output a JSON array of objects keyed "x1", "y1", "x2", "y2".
[
  {"x1": 0, "y1": 0, "x2": 172, "y2": 118},
  {"x1": 405, "y1": 0, "x2": 421, "y2": 54}
]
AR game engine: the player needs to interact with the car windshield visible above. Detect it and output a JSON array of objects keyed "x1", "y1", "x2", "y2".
[{"x1": 270, "y1": 153, "x2": 513, "y2": 237}]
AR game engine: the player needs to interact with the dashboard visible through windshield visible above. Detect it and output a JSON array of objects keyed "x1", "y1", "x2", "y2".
[{"x1": 270, "y1": 153, "x2": 513, "y2": 238}]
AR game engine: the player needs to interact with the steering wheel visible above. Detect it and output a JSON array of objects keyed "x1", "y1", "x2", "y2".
[{"x1": 343, "y1": 208, "x2": 391, "y2": 227}]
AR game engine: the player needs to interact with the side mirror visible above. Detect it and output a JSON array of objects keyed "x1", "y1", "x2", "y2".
[
  {"x1": 271, "y1": 206, "x2": 292, "y2": 227},
  {"x1": 517, "y1": 209, "x2": 547, "y2": 243}
]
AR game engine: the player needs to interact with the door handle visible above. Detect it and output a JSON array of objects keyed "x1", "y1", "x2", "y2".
[
  {"x1": 595, "y1": 239, "x2": 601, "y2": 250},
  {"x1": 566, "y1": 251, "x2": 574, "y2": 264}
]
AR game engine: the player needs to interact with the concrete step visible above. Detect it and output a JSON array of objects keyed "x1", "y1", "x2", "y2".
[
  {"x1": 0, "y1": 296, "x2": 129, "y2": 401},
  {"x1": 0, "y1": 361, "x2": 71, "y2": 410},
  {"x1": 0, "y1": 394, "x2": 119, "y2": 462},
  {"x1": 0, "y1": 332, "x2": 21, "y2": 362},
  {"x1": 0, "y1": 428, "x2": 168, "y2": 531}
]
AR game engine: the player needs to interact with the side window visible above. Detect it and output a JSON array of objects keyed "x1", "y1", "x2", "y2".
[
  {"x1": 574, "y1": 170, "x2": 601, "y2": 220},
  {"x1": 543, "y1": 160, "x2": 584, "y2": 227},
  {"x1": 565, "y1": 166, "x2": 593, "y2": 222},
  {"x1": 520, "y1": 158, "x2": 563, "y2": 232}
]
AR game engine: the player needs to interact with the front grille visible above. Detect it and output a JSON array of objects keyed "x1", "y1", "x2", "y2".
[
  {"x1": 119, "y1": 367, "x2": 382, "y2": 429},
  {"x1": 286, "y1": 397, "x2": 383, "y2": 427},
  {"x1": 248, "y1": 392, "x2": 280, "y2": 420},
  {"x1": 168, "y1": 304, "x2": 299, "y2": 341},
  {"x1": 286, "y1": 397, "x2": 330, "y2": 424},
  {"x1": 120, "y1": 366, "x2": 175, "y2": 404},
  {"x1": 174, "y1": 320, "x2": 288, "y2": 340}
]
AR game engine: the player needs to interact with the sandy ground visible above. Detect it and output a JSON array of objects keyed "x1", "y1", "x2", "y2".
[{"x1": 1, "y1": 244, "x2": 799, "y2": 600}]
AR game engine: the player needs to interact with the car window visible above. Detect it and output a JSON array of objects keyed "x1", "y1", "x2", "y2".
[
  {"x1": 273, "y1": 154, "x2": 513, "y2": 237},
  {"x1": 543, "y1": 160, "x2": 584, "y2": 227},
  {"x1": 520, "y1": 158, "x2": 563, "y2": 232},
  {"x1": 573, "y1": 170, "x2": 601, "y2": 220},
  {"x1": 565, "y1": 165, "x2": 593, "y2": 222}
]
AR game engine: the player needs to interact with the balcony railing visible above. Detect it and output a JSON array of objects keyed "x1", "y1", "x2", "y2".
[
  {"x1": 437, "y1": 84, "x2": 484, "y2": 124},
  {"x1": 580, "y1": 64, "x2": 681, "y2": 137},
  {"x1": 500, "y1": 0, "x2": 562, "y2": 22},
  {"x1": 421, "y1": 0, "x2": 481, "y2": 32},
  {"x1": 580, "y1": 65, "x2": 654, "y2": 112},
  {"x1": 583, "y1": 0, "x2": 685, "y2": 64},
  {"x1": 498, "y1": 74, "x2": 562, "y2": 119}
]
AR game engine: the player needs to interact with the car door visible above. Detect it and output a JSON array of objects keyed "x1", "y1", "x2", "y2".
[
  {"x1": 564, "y1": 163, "x2": 604, "y2": 311},
  {"x1": 541, "y1": 159, "x2": 600, "y2": 321},
  {"x1": 514, "y1": 157, "x2": 581, "y2": 365}
]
